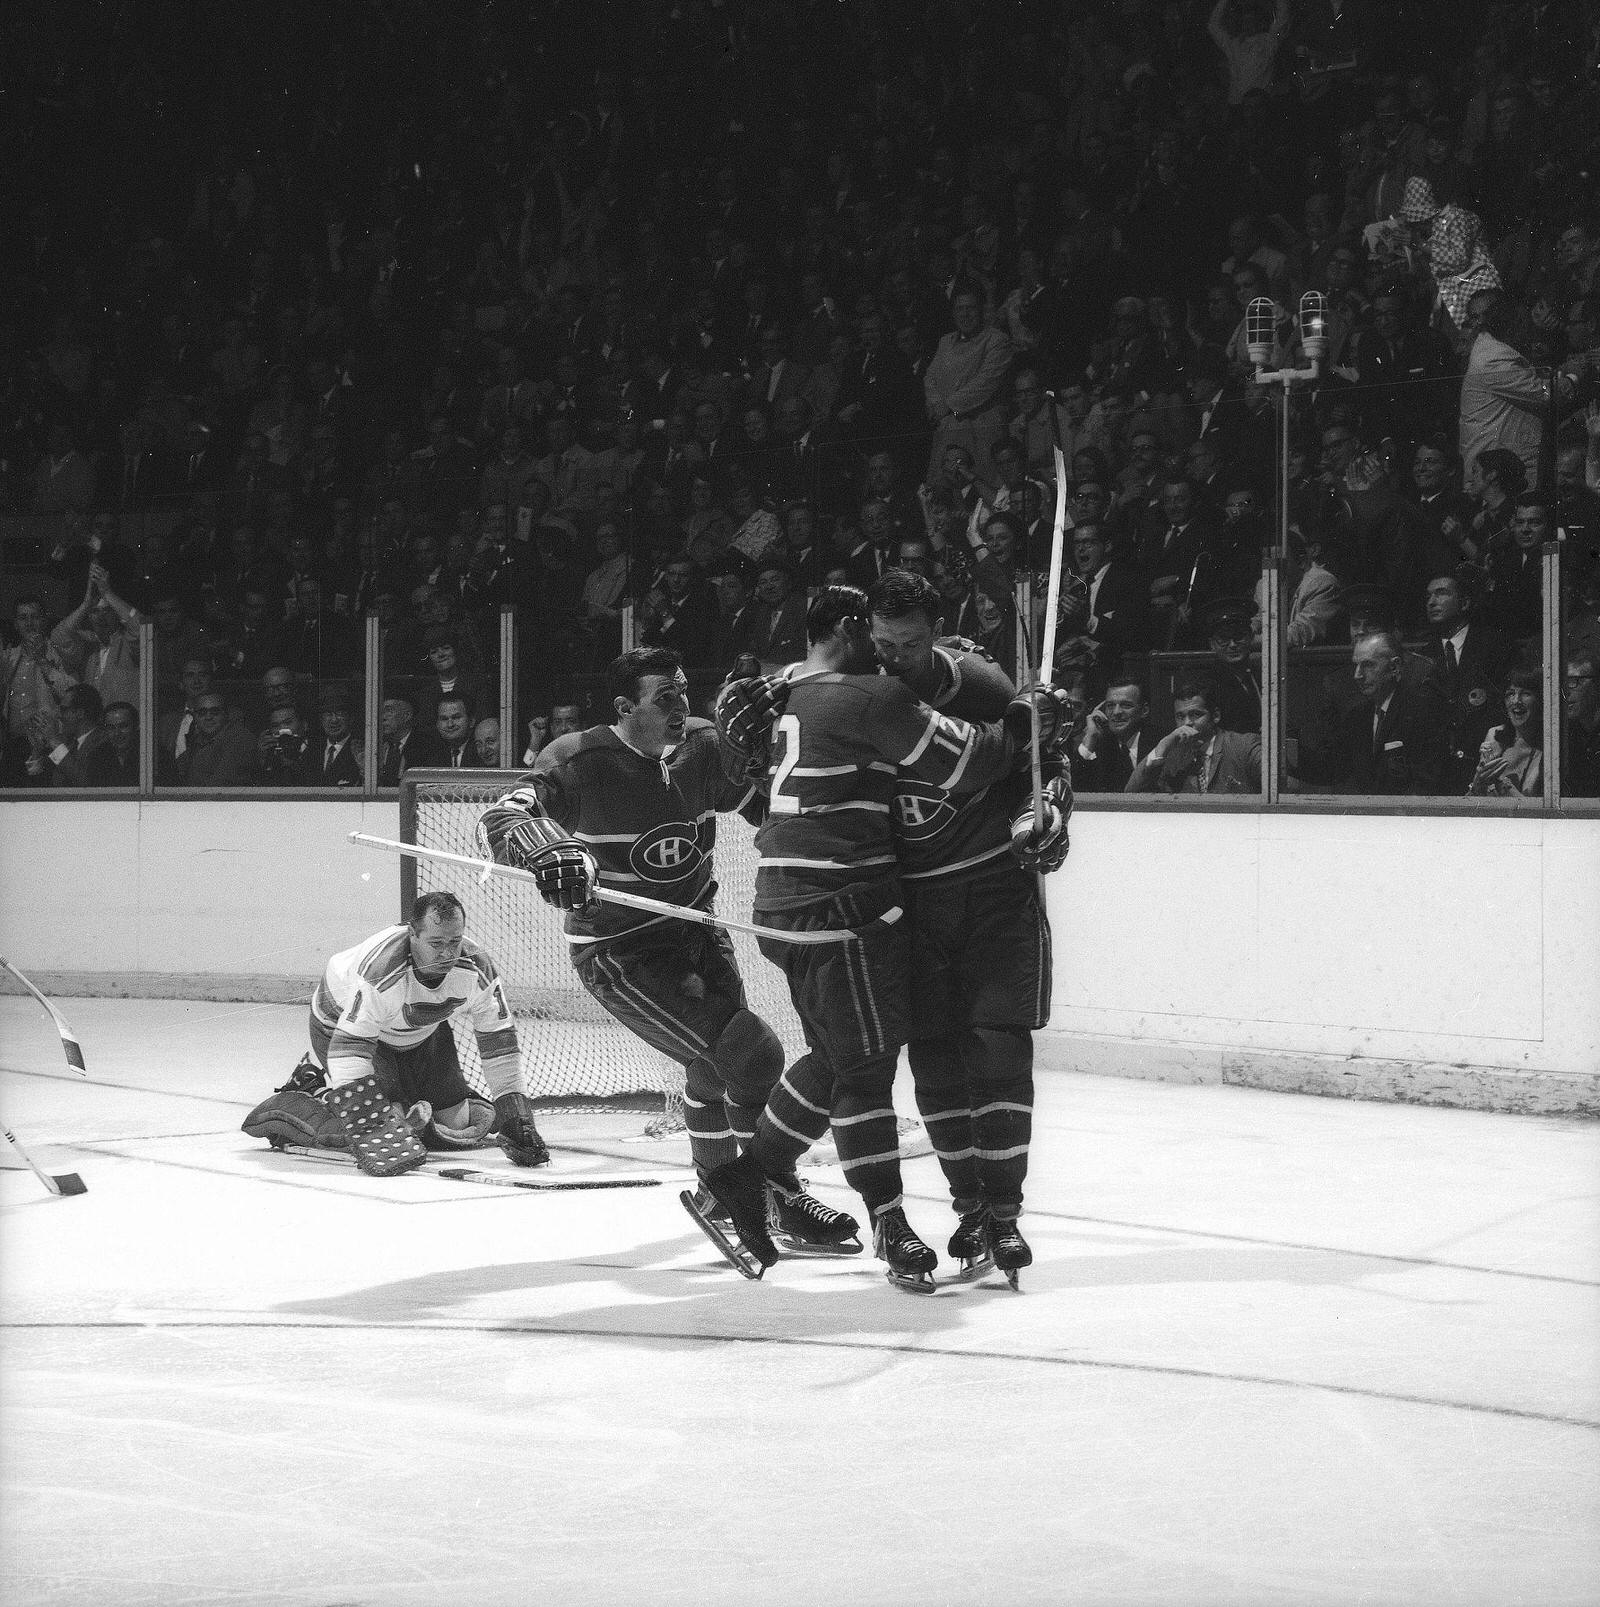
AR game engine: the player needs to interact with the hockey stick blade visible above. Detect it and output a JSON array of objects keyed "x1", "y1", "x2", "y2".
[
  {"x1": 0, "y1": 957, "x2": 89, "y2": 1074},
  {"x1": 268, "y1": 1142, "x2": 663, "y2": 1190},
  {"x1": 349, "y1": 832, "x2": 870, "y2": 946},
  {"x1": 2, "y1": 1124, "x2": 88, "y2": 1197}
]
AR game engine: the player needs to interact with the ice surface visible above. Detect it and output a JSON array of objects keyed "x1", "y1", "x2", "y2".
[{"x1": 2, "y1": 997, "x2": 1597, "y2": 1607}]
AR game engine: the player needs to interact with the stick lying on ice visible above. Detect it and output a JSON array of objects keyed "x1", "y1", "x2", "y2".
[
  {"x1": 349, "y1": 832, "x2": 880, "y2": 946},
  {"x1": 2, "y1": 1125, "x2": 87, "y2": 1197}
]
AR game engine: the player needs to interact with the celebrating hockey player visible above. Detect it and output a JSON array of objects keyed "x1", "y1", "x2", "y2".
[
  {"x1": 868, "y1": 569, "x2": 1070, "y2": 1289},
  {"x1": 478, "y1": 646, "x2": 859, "y2": 1270},
  {"x1": 242, "y1": 891, "x2": 546, "y2": 1177},
  {"x1": 710, "y1": 585, "x2": 1067, "y2": 1291}
]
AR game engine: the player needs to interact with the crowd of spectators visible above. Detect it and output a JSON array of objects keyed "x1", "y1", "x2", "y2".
[{"x1": 3, "y1": 0, "x2": 1600, "y2": 796}]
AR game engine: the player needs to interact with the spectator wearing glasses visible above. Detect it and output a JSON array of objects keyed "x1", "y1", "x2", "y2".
[
  {"x1": 177, "y1": 690, "x2": 257, "y2": 786},
  {"x1": 1563, "y1": 652, "x2": 1600, "y2": 797}
]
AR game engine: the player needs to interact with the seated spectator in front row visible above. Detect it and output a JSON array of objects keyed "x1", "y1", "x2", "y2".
[
  {"x1": 1076, "y1": 677, "x2": 1160, "y2": 791},
  {"x1": 24, "y1": 684, "x2": 118, "y2": 787},
  {"x1": 521, "y1": 701, "x2": 584, "y2": 765},
  {"x1": 1338, "y1": 630, "x2": 1449, "y2": 795},
  {"x1": 258, "y1": 701, "x2": 312, "y2": 785},
  {"x1": 1421, "y1": 568, "x2": 1514, "y2": 792},
  {"x1": 434, "y1": 695, "x2": 479, "y2": 768},
  {"x1": 309, "y1": 686, "x2": 363, "y2": 787},
  {"x1": 1468, "y1": 669, "x2": 1544, "y2": 797},
  {"x1": 473, "y1": 717, "x2": 501, "y2": 767},
  {"x1": 1565, "y1": 651, "x2": 1600, "y2": 798},
  {"x1": 178, "y1": 690, "x2": 258, "y2": 786},
  {"x1": 1127, "y1": 675, "x2": 1262, "y2": 794},
  {"x1": 102, "y1": 701, "x2": 139, "y2": 784}
]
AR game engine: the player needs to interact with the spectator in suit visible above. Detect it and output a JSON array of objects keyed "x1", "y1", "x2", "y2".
[
  {"x1": 745, "y1": 560, "x2": 809, "y2": 669},
  {"x1": 256, "y1": 700, "x2": 313, "y2": 786},
  {"x1": 1459, "y1": 291, "x2": 1573, "y2": 491},
  {"x1": 1339, "y1": 629, "x2": 1449, "y2": 795},
  {"x1": 1076, "y1": 677, "x2": 1161, "y2": 792},
  {"x1": 158, "y1": 656, "x2": 217, "y2": 776},
  {"x1": 923, "y1": 286, "x2": 1014, "y2": 482},
  {"x1": 433, "y1": 695, "x2": 479, "y2": 768},
  {"x1": 1422, "y1": 569, "x2": 1514, "y2": 790},
  {"x1": 708, "y1": 559, "x2": 759, "y2": 666},
  {"x1": 1564, "y1": 649, "x2": 1600, "y2": 798},
  {"x1": 378, "y1": 694, "x2": 435, "y2": 785},
  {"x1": 1484, "y1": 495, "x2": 1551, "y2": 647},
  {"x1": 1055, "y1": 523, "x2": 1151, "y2": 671},
  {"x1": 640, "y1": 555, "x2": 719, "y2": 667},
  {"x1": 473, "y1": 717, "x2": 502, "y2": 767},
  {"x1": 283, "y1": 577, "x2": 359, "y2": 682},
  {"x1": 1127, "y1": 673, "x2": 1263, "y2": 794},
  {"x1": 1199, "y1": 597, "x2": 1263, "y2": 734},
  {"x1": 25, "y1": 683, "x2": 117, "y2": 787},
  {"x1": 309, "y1": 685, "x2": 363, "y2": 787},
  {"x1": 747, "y1": 326, "x2": 811, "y2": 416},
  {"x1": 101, "y1": 701, "x2": 140, "y2": 785},
  {"x1": 177, "y1": 690, "x2": 259, "y2": 786}
]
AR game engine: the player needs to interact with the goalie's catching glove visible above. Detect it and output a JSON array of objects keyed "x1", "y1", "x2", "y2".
[
  {"x1": 715, "y1": 673, "x2": 789, "y2": 783},
  {"x1": 1010, "y1": 775, "x2": 1073, "y2": 873},
  {"x1": 1003, "y1": 683, "x2": 1073, "y2": 750},
  {"x1": 501, "y1": 815, "x2": 600, "y2": 912},
  {"x1": 492, "y1": 1091, "x2": 550, "y2": 1167}
]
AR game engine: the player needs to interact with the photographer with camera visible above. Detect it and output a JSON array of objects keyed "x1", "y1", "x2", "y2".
[{"x1": 256, "y1": 698, "x2": 312, "y2": 785}]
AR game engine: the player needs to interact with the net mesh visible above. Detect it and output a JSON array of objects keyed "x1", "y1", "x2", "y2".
[{"x1": 403, "y1": 774, "x2": 810, "y2": 1114}]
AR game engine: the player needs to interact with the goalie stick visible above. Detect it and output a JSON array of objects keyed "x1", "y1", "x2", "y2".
[
  {"x1": 2, "y1": 1124, "x2": 87, "y2": 1197},
  {"x1": 269, "y1": 1142, "x2": 667, "y2": 1190},
  {"x1": 350, "y1": 832, "x2": 875, "y2": 946},
  {"x1": 0, "y1": 957, "x2": 89, "y2": 1075}
]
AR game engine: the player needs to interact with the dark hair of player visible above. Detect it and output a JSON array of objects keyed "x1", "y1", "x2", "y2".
[
  {"x1": 868, "y1": 569, "x2": 941, "y2": 623},
  {"x1": 805, "y1": 584, "x2": 870, "y2": 645},
  {"x1": 409, "y1": 890, "x2": 465, "y2": 929},
  {"x1": 608, "y1": 645, "x2": 683, "y2": 704},
  {"x1": 1171, "y1": 672, "x2": 1221, "y2": 713}
]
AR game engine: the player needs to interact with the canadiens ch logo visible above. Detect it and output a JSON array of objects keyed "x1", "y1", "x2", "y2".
[
  {"x1": 893, "y1": 781, "x2": 956, "y2": 841},
  {"x1": 631, "y1": 822, "x2": 704, "y2": 883}
]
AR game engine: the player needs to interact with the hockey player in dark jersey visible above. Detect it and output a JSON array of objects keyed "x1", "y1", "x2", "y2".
[
  {"x1": 712, "y1": 586, "x2": 1068, "y2": 1291},
  {"x1": 479, "y1": 647, "x2": 857, "y2": 1273},
  {"x1": 868, "y1": 569, "x2": 1071, "y2": 1289}
]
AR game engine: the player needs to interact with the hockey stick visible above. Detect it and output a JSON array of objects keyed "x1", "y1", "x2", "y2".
[
  {"x1": 350, "y1": 833, "x2": 872, "y2": 946},
  {"x1": 0, "y1": 957, "x2": 88, "y2": 1075},
  {"x1": 1032, "y1": 442, "x2": 1071, "y2": 830},
  {"x1": 268, "y1": 1142, "x2": 664, "y2": 1189},
  {"x1": 2, "y1": 1125, "x2": 87, "y2": 1197}
]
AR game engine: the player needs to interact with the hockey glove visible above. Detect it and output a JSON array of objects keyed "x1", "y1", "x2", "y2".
[
  {"x1": 1010, "y1": 776, "x2": 1073, "y2": 874},
  {"x1": 501, "y1": 815, "x2": 600, "y2": 911},
  {"x1": 1003, "y1": 684, "x2": 1072, "y2": 750},
  {"x1": 715, "y1": 674, "x2": 789, "y2": 783},
  {"x1": 492, "y1": 1091, "x2": 551, "y2": 1167}
]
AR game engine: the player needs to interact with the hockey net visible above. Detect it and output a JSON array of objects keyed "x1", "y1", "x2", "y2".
[{"x1": 399, "y1": 770, "x2": 928, "y2": 1160}]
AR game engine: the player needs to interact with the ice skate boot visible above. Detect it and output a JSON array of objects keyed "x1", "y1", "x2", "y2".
[
  {"x1": 680, "y1": 1150, "x2": 779, "y2": 1279},
  {"x1": 985, "y1": 1209, "x2": 1032, "y2": 1291},
  {"x1": 275, "y1": 1054, "x2": 327, "y2": 1096},
  {"x1": 946, "y1": 1200, "x2": 995, "y2": 1283},
  {"x1": 872, "y1": 1204, "x2": 939, "y2": 1294},
  {"x1": 766, "y1": 1175, "x2": 863, "y2": 1256}
]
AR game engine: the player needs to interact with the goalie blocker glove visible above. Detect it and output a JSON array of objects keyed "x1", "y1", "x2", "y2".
[
  {"x1": 501, "y1": 814, "x2": 600, "y2": 912},
  {"x1": 325, "y1": 1072, "x2": 429, "y2": 1176},
  {"x1": 714, "y1": 673, "x2": 789, "y2": 783},
  {"x1": 493, "y1": 1091, "x2": 550, "y2": 1167},
  {"x1": 1009, "y1": 775, "x2": 1073, "y2": 874}
]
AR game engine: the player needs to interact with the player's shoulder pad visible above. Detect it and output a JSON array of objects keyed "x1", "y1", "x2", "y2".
[
  {"x1": 936, "y1": 639, "x2": 1016, "y2": 712},
  {"x1": 453, "y1": 942, "x2": 499, "y2": 986},
  {"x1": 682, "y1": 715, "x2": 716, "y2": 738},
  {"x1": 936, "y1": 634, "x2": 997, "y2": 665},
  {"x1": 533, "y1": 730, "x2": 589, "y2": 771}
]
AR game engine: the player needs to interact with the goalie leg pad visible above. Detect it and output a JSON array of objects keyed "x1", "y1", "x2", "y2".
[
  {"x1": 428, "y1": 1097, "x2": 497, "y2": 1148},
  {"x1": 325, "y1": 1072, "x2": 429, "y2": 1176},
  {"x1": 241, "y1": 1089, "x2": 348, "y2": 1150}
]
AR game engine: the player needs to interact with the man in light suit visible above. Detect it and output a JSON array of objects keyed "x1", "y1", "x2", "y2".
[{"x1": 1126, "y1": 674, "x2": 1261, "y2": 794}]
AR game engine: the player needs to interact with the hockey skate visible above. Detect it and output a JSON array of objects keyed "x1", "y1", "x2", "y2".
[
  {"x1": 985, "y1": 1210, "x2": 1031, "y2": 1291},
  {"x1": 872, "y1": 1205, "x2": 939, "y2": 1295},
  {"x1": 766, "y1": 1176, "x2": 863, "y2": 1256},
  {"x1": 944, "y1": 1203, "x2": 996, "y2": 1284},
  {"x1": 680, "y1": 1151, "x2": 780, "y2": 1280}
]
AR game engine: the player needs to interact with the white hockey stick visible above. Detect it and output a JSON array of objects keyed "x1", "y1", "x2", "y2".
[
  {"x1": 2, "y1": 1125, "x2": 87, "y2": 1197},
  {"x1": 350, "y1": 833, "x2": 873, "y2": 946},
  {"x1": 269, "y1": 1142, "x2": 664, "y2": 1189},
  {"x1": 1032, "y1": 443, "x2": 1071, "y2": 830},
  {"x1": 0, "y1": 957, "x2": 89, "y2": 1075}
]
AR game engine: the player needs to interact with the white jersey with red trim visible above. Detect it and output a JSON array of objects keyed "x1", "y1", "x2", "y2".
[{"x1": 313, "y1": 924, "x2": 520, "y2": 1096}]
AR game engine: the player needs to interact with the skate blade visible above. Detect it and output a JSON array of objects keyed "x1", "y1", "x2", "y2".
[
  {"x1": 679, "y1": 1190, "x2": 765, "y2": 1280},
  {"x1": 944, "y1": 1253, "x2": 996, "y2": 1284},
  {"x1": 1001, "y1": 1268, "x2": 1022, "y2": 1291},
  {"x1": 774, "y1": 1234, "x2": 865, "y2": 1258},
  {"x1": 883, "y1": 1268, "x2": 941, "y2": 1295}
]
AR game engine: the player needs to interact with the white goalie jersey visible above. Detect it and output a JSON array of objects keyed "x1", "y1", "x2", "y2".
[{"x1": 313, "y1": 925, "x2": 521, "y2": 1097}]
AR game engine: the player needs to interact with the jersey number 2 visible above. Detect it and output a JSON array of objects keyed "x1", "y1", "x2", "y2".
[{"x1": 770, "y1": 712, "x2": 801, "y2": 815}]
